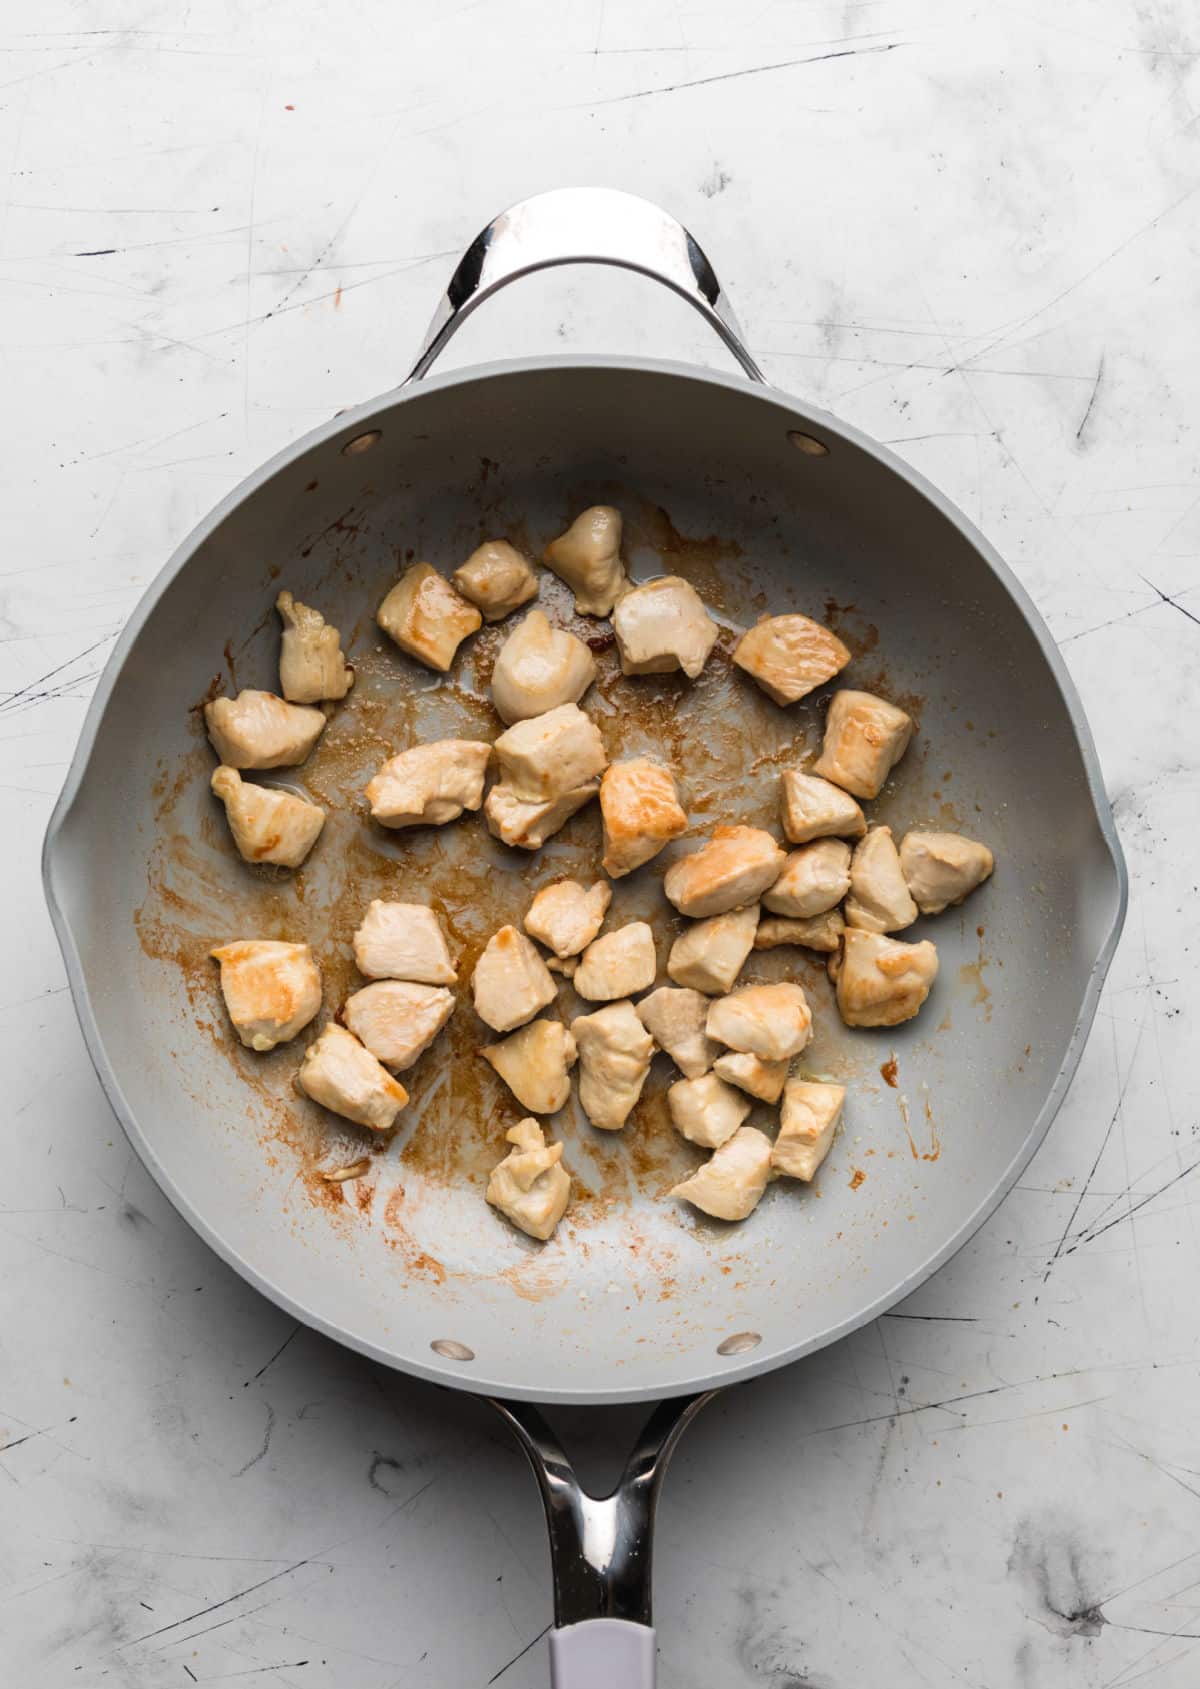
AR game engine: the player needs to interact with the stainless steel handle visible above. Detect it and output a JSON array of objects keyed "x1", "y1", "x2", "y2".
[{"x1": 405, "y1": 187, "x2": 764, "y2": 384}]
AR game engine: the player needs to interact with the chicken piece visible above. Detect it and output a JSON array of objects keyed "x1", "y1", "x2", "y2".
[
  {"x1": 663, "y1": 825, "x2": 785, "y2": 919},
  {"x1": 297, "y1": 1023, "x2": 408, "y2": 1131},
  {"x1": 899, "y1": 831, "x2": 995, "y2": 915},
  {"x1": 486, "y1": 1118, "x2": 571, "y2": 1241},
  {"x1": 707, "y1": 981, "x2": 813, "y2": 1061},
  {"x1": 491, "y1": 609, "x2": 596, "y2": 724},
  {"x1": 755, "y1": 908, "x2": 845, "y2": 954},
  {"x1": 636, "y1": 986, "x2": 718, "y2": 1079},
  {"x1": 543, "y1": 505, "x2": 629, "y2": 616},
  {"x1": 612, "y1": 576, "x2": 718, "y2": 679},
  {"x1": 573, "y1": 922, "x2": 657, "y2": 1002},
  {"x1": 837, "y1": 929, "x2": 939, "y2": 1027},
  {"x1": 211, "y1": 767, "x2": 325, "y2": 868},
  {"x1": 667, "y1": 903, "x2": 758, "y2": 995},
  {"x1": 452, "y1": 539, "x2": 538, "y2": 622},
  {"x1": 482, "y1": 1018, "x2": 578, "y2": 1114},
  {"x1": 523, "y1": 879, "x2": 611, "y2": 958},
  {"x1": 377, "y1": 562, "x2": 482, "y2": 672},
  {"x1": 205, "y1": 690, "x2": 325, "y2": 769},
  {"x1": 472, "y1": 926, "x2": 558, "y2": 1033},
  {"x1": 773, "y1": 1080, "x2": 845, "y2": 1181},
  {"x1": 667, "y1": 1072, "x2": 751, "y2": 1150},
  {"x1": 780, "y1": 770, "x2": 866, "y2": 844},
  {"x1": 366, "y1": 739, "x2": 491, "y2": 829},
  {"x1": 712, "y1": 1051, "x2": 790, "y2": 1104},
  {"x1": 484, "y1": 781, "x2": 599, "y2": 850},
  {"x1": 547, "y1": 955, "x2": 578, "y2": 980},
  {"x1": 275, "y1": 590, "x2": 353, "y2": 703},
  {"x1": 351, "y1": 900, "x2": 457, "y2": 985},
  {"x1": 570, "y1": 1001, "x2": 654, "y2": 1130},
  {"x1": 733, "y1": 614, "x2": 851, "y2": 706},
  {"x1": 342, "y1": 981, "x2": 454, "y2": 1072},
  {"x1": 762, "y1": 839, "x2": 852, "y2": 919},
  {"x1": 813, "y1": 689, "x2": 913, "y2": 799},
  {"x1": 599, "y1": 757, "x2": 688, "y2": 878},
  {"x1": 845, "y1": 827, "x2": 918, "y2": 933},
  {"x1": 493, "y1": 703, "x2": 607, "y2": 803},
  {"x1": 671, "y1": 1126, "x2": 773, "y2": 1222},
  {"x1": 210, "y1": 940, "x2": 321, "y2": 1051}
]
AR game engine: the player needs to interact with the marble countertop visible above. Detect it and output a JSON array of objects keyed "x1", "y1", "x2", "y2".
[{"x1": 3, "y1": 3, "x2": 1198, "y2": 1685}]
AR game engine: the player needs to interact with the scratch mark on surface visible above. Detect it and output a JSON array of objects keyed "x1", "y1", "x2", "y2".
[
  {"x1": 569, "y1": 40, "x2": 903, "y2": 106},
  {"x1": 1139, "y1": 576, "x2": 1200, "y2": 629},
  {"x1": 247, "y1": 1323, "x2": 299, "y2": 1384},
  {"x1": 487, "y1": 1624, "x2": 552, "y2": 1683},
  {"x1": 121, "y1": 1558, "x2": 312, "y2": 1648},
  {"x1": 1076, "y1": 351, "x2": 1106, "y2": 442},
  {"x1": 233, "y1": 1402, "x2": 275, "y2": 1476}
]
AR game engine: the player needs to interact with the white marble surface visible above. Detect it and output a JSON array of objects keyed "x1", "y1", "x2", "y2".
[{"x1": 3, "y1": 3, "x2": 1198, "y2": 1684}]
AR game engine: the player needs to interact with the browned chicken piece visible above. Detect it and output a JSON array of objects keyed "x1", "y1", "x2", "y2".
[
  {"x1": 667, "y1": 903, "x2": 759, "y2": 995},
  {"x1": 570, "y1": 1000, "x2": 654, "y2": 1130},
  {"x1": 210, "y1": 940, "x2": 321, "y2": 1051},
  {"x1": 762, "y1": 839, "x2": 852, "y2": 918},
  {"x1": 667, "y1": 1071, "x2": 751, "y2": 1149},
  {"x1": 636, "y1": 986, "x2": 718, "y2": 1079},
  {"x1": 612, "y1": 576, "x2": 718, "y2": 679},
  {"x1": 486, "y1": 1118, "x2": 571, "y2": 1241},
  {"x1": 366, "y1": 739, "x2": 491, "y2": 829},
  {"x1": 491, "y1": 609, "x2": 597, "y2": 724},
  {"x1": 733, "y1": 614, "x2": 850, "y2": 706},
  {"x1": 899, "y1": 831, "x2": 994, "y2": 915},
  {"x1": 297, "y1": 1023, "x2": 408, "y2": 1131},
  {"x1": 342, "y1": 981, "x2": 454, "y2": 1072},
  {"x1": 754, "y1": 909, "x2": 845, "y2": 954},
  {"x1": 484, "y1": 781, "x2": 600, "y2": 850},
  {"x1": 543, "y1": 505, "x2": 629, "y2": 616},
  {"x1": 351, "y1": 900, "x2": 457, "y2": 985},
  {"x1": 706, "y1": 981, "x2": 813, "y2": 1061},
  {"x1": 452, "y1": 539, "x2": 539, "y2": 622},
  {"x1": 813, "y1": 689, "x2": 913, "y2": 799},
  {"x1": 663, "y1": 825, "x2": 785, "y2": 919},
  {"x1": 573, "y1": 922, "x2": 657, "y2": 1002},
  {"x1": 205, "y1": 690, "x2": 325, "y2": 769},
  {"x1": 376, "y1": 562, "x2": 482, "y2": 671},
  {"x1": 772, "y1": 1079, "x2": 845, "y2": 1181},
  {"x1": 780, "y1": 770, "x2": 866, "y2": 843},
  {"x1": 671, "y1": 1126, "x2": 773, "y2": 1221},
  {"x1": 599, "y1": 757, "x2": 688, "y2": 878},
  {"x1": 845, "y1": 827, "x2": 918, "y2": 933},
  {"x1": 712, "y1": 1050, "x2": 790, "y2": 1104},
  {"x1": 523, "y1": 879, "x2": 611, "y2": 958},
  {"x1": 482, "y1": 1018, "x2": 578, "y2": 1115},
  {"x1": 837, "y1": 929, "x2": 939, "y2": 1027},
  {"x1": 211, "y1": 767, "x2": 325, "y2": 868},
  {"x1": 275, "y1": 591, "x2": 354, "y2": 703},
  {"x1": 472, "y1": 926, "x2": 558, "y2": 1033},
  {"x1": 493, "y1": 703, "x2": 607, "y2": 803}
]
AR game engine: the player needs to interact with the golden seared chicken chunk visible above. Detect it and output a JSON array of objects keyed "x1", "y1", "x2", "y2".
[
  {"x1": 612, "y1": 576, "x2": 718, "y2": 679},
  {"x1": 813, "y1": 689, "x2": 913, "y2": 799},
  {"x1": 573, "y1": 922, "x2": 657, "y2": 1002},
  {"x1": 837, "y1": 929, "x2": 939, "y2": 1027},
  {"x1": 482, "y1": 1018, "x2": 578, "y2": 1115},
  {"x1": 377, "y1": 562, "x2": 482, "y2": 671},
  {"x1": 351, "y1": 900, "x2": 457, "y2": 985},
  {"x1": 712, "y1": 1050, "x2": 790, "y2": 1104},
  {"x1": 667, "y1": 1072, "x2": 751, "y2": 1150},
  {"x1": 599, "y1": 757, "x2": 688, "y2": 878},
  {"x1": 543, "y1": 505, "x2": 629, "y2": 616},
  {"x1": 523, "y1": 879, "x2": 611, "y2": 958},
  {"x1": 494, "y1": 703, "x2": 607, "y2": 803},
  {"x1": 366, "y1": 739, "x2": 491, "y2": 829},
  {"x1": 210, "y1": 940, "x2": 321, "y2": 1051},
  {"x1": 570, "y1": 1000, "x2": 654, "y2": 1130},
  {"x1": 671, "y1": 1126, "x2": 773, "y2": 1221},
  {"x1": 845, "y1": 827, "x2": 918, "y2": 933},
  {"x1": 707, "y1": 981, "x2": 813, "y2": 1061},
  {"x1": 773, "y1": 1079, "x2": 845, "y2": 1181},
  {"x1": 663, "y1": 825, "x2": 785, "y2": 919},
  {"x1": 733, "y1": 614, "x2": 851, "y2": 706},
  {"x1": 781, "y1": 770, "x2": 866, "y2": 843},
  {"x1": 636, "y1": 986, "x2": 717, "y2": 1079},
  {"x1": 342, "y1": 981, "x2": 454, "y2": 1072},
  {"x1": 486, "y1": 1118, "x2": 571, "y2": 1242},
  {"x1": 472, "y1": 926, "x2": 558, "y2": 1033},
  {"x1": 899, "y1": 831, "x2": 994, "y2": 915},
  {"x1": 452, "y1": 539, "x2": 538, "y2": 622},
  {"x1": 667, "y1": 903, "x2": 758, "y2": 995},
  {"x1": 205, "y1": 690, "x2": 325, "y2": 769},
  {"x1": 491, "y1": 609, "x2": 596, "y2": 725},
  {"x1": 762, "y1": 839, "x2": 851, "y2": 919},
  {"x1": 485, "y1": 781, "x2": 599, "y2": 850},
  {"x1": 211, "y1": 767, "x2": 325, "y2": 868},
  {"x1": 275, "y1": 591, "x2": 353, "y2": 703},
  {"x1": 297, "y1": 1023, "x2": 408, "y2": 1131},
  {"x1": 755, "y1": 908, "x2": 845, "y2": 953}
]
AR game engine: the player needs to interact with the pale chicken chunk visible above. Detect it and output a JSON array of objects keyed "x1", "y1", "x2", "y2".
[
  {"x1": 707, "y1": 981, "x2": 813, "y2": 1061},
  {"x1": 351, "y1": 901, "x2": 457, "y2": 985},
  {"x1": 570, "y1": 1000, "x2": 654, "y2": 1130},
  {"x1": 712, "y1": 1050, "x2": 790, "y2": 1104},
  {"x1": 573, "y1": 922, "x2": 657, "y2": 1002},
  {"x1": 482, "y1": 1018, "x2": 578, "y2": 1115},
  {"x1": 472, "y1": 926, "x2": 558, "y2": 1033},
  {"x1": 837, "y1": 929, "x2": 939, "y2": 1027},
  {"x1": 845, "y1": 827, "x2": 918, "y2": 933},
  {"x1": 486, "y1": 1118, "x2": 571, "y2": 1242},
  {"x1": 523, "y1": 879, "x2": 611, "y2": 958},
  {"x1": 205, "y1": 690, "x2": 325, "y2": 769},
  {"x1": 773, "y1": 1080, "x2": 845, "y2": 1181},
  {"x1": 493, "y1": 704, "x2": 607, "y2": 803},
  {"x1": 366, "y1": 739, "x2": 491, "y2": 829},
  {"x1": 600, "y1": 757, "x2": 688, "y2": 878},
  {"x1": 543, "y1": 505, "x2": 629, "y2": 616},
  {"x1": 297, "y1": 1023, "x2": 408, "y2": 1131},
  {"x1": 761, "y1": 839, "x2": 851, "y2": 918},
  {"x1": 452, "y1": 539, "x2": 538, "y2": 622},
  {"x1": 813, "y1": 689, "x2": 913, "y2": 799},
  {"x1": 275, "y1": 591, "x2": 353, "y2": 703},
  {"x1": 663, "y1": 825, "x2": 785, "y2": 919},
  {"x1": 667, "y1": 1072, "x2": 751, "y2": 1149},
  {"x1": 733, "y1": 614, "x2": 850, "y2": 706},
  {"x1": 491, "y1": 609, "x2": 596, "y2": 725},
  {"x1": 668, "y1": 903, "x2": 758, "y2": 995},
  {"x1": 377, "y1": 562, "x2": 482, "y2": 671},
  {"x1": 211, "y1": 767, "x2": 325, "y2": 868},
  {"x1": 636, "y1": 986, "x2": 718, "y2": 1079},
  {"x1": 484, "y1": 781, "x2": 599, "y2": 850},
  {"x1": 210, "y1": 940, "x2": 321, "y2": 1051},
  {"x1": 899, "y1": 831, "x2": 994, "y2": 915},
  {"x1": 612, "y1": 576, "x2": 718, "y2": 679},
  {"x1": 671, "y1": 1126, "x2": 773, "y2": 1222},
  {"x1": 342, "y1": 981, "x2": 454, "y2": 1072},
  {"x1": 781, "y1": 770, "x2": 866, "y2": 844},
  {"x1": 755, "y1": 908, "x2": 845, "y2": 953}
]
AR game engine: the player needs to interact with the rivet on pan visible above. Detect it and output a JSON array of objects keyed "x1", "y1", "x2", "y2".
[
  {"x1": 431, "y1": 1338, "x2": 475, "y2": 1362},
  {"x1": 716, "y1": 1331, "x2": 762, "y2": 1357},
  {"x1": 342, "y1": 429, "x2": 382, "y2": 456},
  {"x1": 787, "y1": 429, "x2": 829, "y2": 458}
]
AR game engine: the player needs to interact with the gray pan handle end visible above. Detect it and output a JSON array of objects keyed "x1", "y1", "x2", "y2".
[{"x1": 549, "y1": 1618, "x2": 656, "y2": 1688}]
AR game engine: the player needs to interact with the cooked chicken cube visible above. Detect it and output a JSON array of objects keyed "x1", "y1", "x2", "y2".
[
  {"x1": 210, "y1": 940, "x2": 321, "y2": 1051},
  {"x1": 297, "y1": 1023, "x2": 408, "y2": 1131},
  {"x1": 351, "y1": 900, "x2": 457, "y2": 985},
  {"x1": 452, "y1": 539, "x2": 538, "y2": 622},
  {"x1": 472, "y1": 926, "x2": 558, "y2": 1033},
  {"x1": 491, "y1": 609, "x2": 596, "y2": 725},
  {"x1": 600, "y1": 757, "x2": 688, "y2": 878},
  {"x1": 899, "y1": 831, "x2": 995, "y2": 915},
  {"x1": 837, "y1": 929, "x2": 939, "y2": 1027},
  {"x1": 570, "y1": 1001, "x2": 654, "y2": 1130},
  {"x1": 707, "y1": 981, "x2": 813, "y2": 1061},
  {"x1": 486, "y1": 1118, "x2": 571, "y2": 1242},
  {"x1": 493, "y1": 703, "x2": 607, "y2": 803},
  {"x1": 667, "y1": 1072, "x2": 751, "y2": 1149},
  {"x1": 365, "y1": 739, "x2": 491, "y2": 829},
  {"x1": 781, "y1": 770, "x2": 866, "y2": 843},
  {"x1": 275, "y1": 590, "x2": 354, "y2": 703},
  {"x1": 712, "y1": 1050, "x2": 790, "y2": 1104},
  {"x1": 761, "y1": 839, "x2": 851, "y2": 919},
  {"x1": 205, "y1": 690, "x2": 326, "y2": 769},
  {"x1": 485, "y1": 781, "x2": 599, "y2": 850},
  {"x1": 573, "y1": 922, "x2": 657, "y2": 1001},
  {"x1": 342, "y1": 981, "x2": 454, "y2": 1072},
  {"x1": 663, "y1": 825, "x2": 785, "y2": 918},
  {"x1": 636, "y1": 986, "x2": 718, "y2": 1079},
  {"x1": 755, "y1": 908, "x2": 845, "y2": 953},
  {"x1": 547, "y1": 955, "x2": 578, "y2": 979},
  {"x1": 543, "y1": 505, "x2": 629, "y2": 616},
  {"x1": 667, "y1": 903, "x2": 758, "y2": 995},
  {"x1": 773, "y1": 1080, "x2": 845, "y2": 1181},
  {"x1": 612, "y1": 576, "x2": 718, "y2": 679},
  {"x1": 211, "y1": 767, "x2": 325, "y2": 868},
  {"x1": 813, "y1": 689, "x2": 913, "y2": 799},
  {"x1": 482, "y1": 1018, "x2": 578, "y2": 1114},
  {"x1": 377, "y1": 562, "x2": 482, "y2": 672},
  {"x1": 671, "y1": 1126, "x2": 773, "y2": 1222},
  {"x1": 845, "y1": 827, "x2": 918, "y2": 933},
  {"x1": 523, "y1": 879, "x2": 611, "y2": 958},
  {"x1": 733, "y1": 614, "x2": 851, "y2": 706}
]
